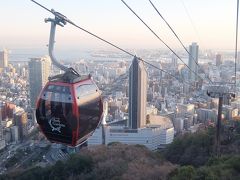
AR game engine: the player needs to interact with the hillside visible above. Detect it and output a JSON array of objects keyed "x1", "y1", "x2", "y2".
[
  {"x1": 1, "y1": 126, "x2": 240, "y2": 180},
  {"x1": 0, "y1": 143, "x2": 175, "y2": 180}
]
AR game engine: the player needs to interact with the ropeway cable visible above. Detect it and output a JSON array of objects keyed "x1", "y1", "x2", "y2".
[
  {"x1": 30, "y1": 0, "x2": 195, "y2": 88},
  {"x1": 148, "y1": 0, "x2": 213, "y2": 84},
  {"x1": 121, "y1": 0, "x2": 205, "y2": 84}
]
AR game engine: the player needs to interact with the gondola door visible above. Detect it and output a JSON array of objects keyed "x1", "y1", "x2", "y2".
[{"x1": 36, "y1": 83, "x2": 78, "y2": 145}]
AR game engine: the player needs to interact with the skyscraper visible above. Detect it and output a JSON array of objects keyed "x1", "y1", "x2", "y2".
[
  {"x1": 238, "y1": 51, "x2": 240, "y2": 68},
  {"x1": 13, "y1": 111, "x2": 28, "y2": 140},
  {"x1": 0, "y1": 49, "x2": 8, "y2": 68},
  {"x1": 0, "y1": 109, "x2": 6, "y2": 150},
  {"x1": 188, "y1": 42, "x2": 199, "y2": 82},
  {"x1": 28, "y1": 56, "x2": 51, "y2": 108},
  {"x1": 129, "y1": 56, "x2": 147, "y2": 129},
  {"x1": 171, "y1": 53, "x2": 178, "y2": 69},
  {"x1": 216, "y1": 54, "x2": 222, "y2": 66}
]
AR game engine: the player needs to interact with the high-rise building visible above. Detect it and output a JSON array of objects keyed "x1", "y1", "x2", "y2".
[
  {"x1": 129, "y1": 56, "x2": 147, "y2": 129},
  {"x1": 10, "y1": 126, "x2": 19, "y2": 143},
  {"x1": 216, "y1": 54, "x2": 222, "y2": 66},
  {"x1": 28, "y1": 56, "x2": 51, "y2": 108},
  {"x1": 188, "y1": 42, "x2": 199, "y2": 82},
  {"x1": 0, "y1": 49, "x2": 8, "y2": 68},
  {"x1": 171, "y1": 53, "x2": 178, "y2": 69},
  {"x1": 0, "y1": 110, "x2": 6, "y2": 150},
  {"x1": 13, "y1": 111, "x2": 28, "y2": 140},
  {"x1": 237, "y1": 51, "x2": 240, "y2": 68},
  {"x1": 0, "y1": 101, "x2": 7, "y2": 121}
]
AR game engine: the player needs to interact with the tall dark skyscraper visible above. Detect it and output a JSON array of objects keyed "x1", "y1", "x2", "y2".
[
  {"x1": 188, "y1": 42, "x2": 199, "y2": 82},
  {"x1": 129, "y1": 56, "x2": 147, "y2": 129}
]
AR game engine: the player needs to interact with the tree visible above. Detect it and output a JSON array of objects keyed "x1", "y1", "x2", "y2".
[
  {"x1": 170, "y1": 166, "x2": 196, "y2": 180},
  {"x1": 163, "y1": 129, "x2": 214, "y2": 167}
]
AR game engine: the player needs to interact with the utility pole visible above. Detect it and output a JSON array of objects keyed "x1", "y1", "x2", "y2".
[{"x1": 206, "y1": 85, "x2": 235, "y2": 157}]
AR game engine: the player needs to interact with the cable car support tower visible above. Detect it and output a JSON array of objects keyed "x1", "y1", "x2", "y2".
[{"x1": 206, "y1": 85, "x2": 235, "y2": 157}]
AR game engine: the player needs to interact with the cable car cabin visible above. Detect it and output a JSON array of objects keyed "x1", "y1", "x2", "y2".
[{"x1": 36, "y1": 71, "x2": 103, "y2": 146}]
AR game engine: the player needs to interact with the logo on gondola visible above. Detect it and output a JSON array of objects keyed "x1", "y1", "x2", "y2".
[{"x1": 48, "y1": 117, "x2": 65, "y2": 133}]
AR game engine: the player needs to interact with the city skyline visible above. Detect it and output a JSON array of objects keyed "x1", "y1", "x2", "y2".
[
  {"x1": 0, "y1": 41, "x2": 239, "y2": 175},
  {"x1": 0, "y1": 1, "x2": 240, "y2": 177},
  {"x1": 0, "y1": 0, "x2": 238, "y2": 51}
]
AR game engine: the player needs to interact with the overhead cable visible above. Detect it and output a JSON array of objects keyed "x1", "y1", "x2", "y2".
[
  {"x1": 31, "y1": 0, "x2": 195, "y2": 88},
  {"x1": 120, "y1": 0, "x2": 205, "y2": 84},
  {"x1": 234, "y1": 0, "x2": 239, "y2": 92},
  {"x1": 148, "y1": 0, "x2": 213, "y2": 84}
]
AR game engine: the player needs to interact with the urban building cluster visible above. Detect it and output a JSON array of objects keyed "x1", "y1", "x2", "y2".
[
  {"x1": 88, "y1": 56, "x2": 174, "y2": 150},
  {"x1": 0, "y1": 49, "x2": 32, "y2": 151},
  {"x1": 0, "y1": 42, "x2": 240, "y2": 171}
]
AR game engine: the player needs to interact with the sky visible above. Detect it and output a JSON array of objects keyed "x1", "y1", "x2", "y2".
[{"x1": 0, "y1": 0, "x2": 238, "y2": 52}]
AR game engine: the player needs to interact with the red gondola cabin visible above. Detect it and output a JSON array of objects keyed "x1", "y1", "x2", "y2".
[{"x1": 36, "y1": 74, "x2": 103, "y2": 146}]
